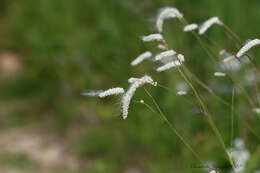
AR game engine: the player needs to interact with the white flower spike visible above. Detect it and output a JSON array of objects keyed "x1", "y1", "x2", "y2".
[
  {"x1": 121, "y1": 75, "x2": 157, "y2": 119},
  {"x1": 98, "y1": 87, "x2": 125, "y2": 98},
  {"x1": 131, "y1": 51, "x2": 152, "y2": 66},
  {"x1": 155, "y1": 50, "x2": 176, "y2": 61},
  {"x1": 142, "y1": 33, "x2": 164, "y2": 42},
  {"x1": 156, "y1": 60, "x2": 181, "y2": 72},
  {"x1": 184, "y1": 23, "x2": 198, "y2": 32},
  {"x1": 199, "y1": 17, "x2": 223, "y2": 35},
  {"x1": 81, "y1": 90, "x2": 103, "y2": 97},
  {"x1": 236, "y1": 39, "x2": 260, "y2": 57},
  {"x1": 156, "y1": 7, "x2": 183, "y2": 32}
]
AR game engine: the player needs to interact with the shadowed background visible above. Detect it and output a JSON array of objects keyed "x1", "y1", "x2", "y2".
[{"x1": 0, "y1": 0, "x2": 259, "y2": 172}]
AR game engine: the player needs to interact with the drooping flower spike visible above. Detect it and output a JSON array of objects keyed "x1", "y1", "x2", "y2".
[
  {"x1": 131, "y1": 51, "x2": 152, "y2": 66},
  {"x1": 142, "y1": 33, "x2": 164, "y2": 42},
  {"x1": 236, "y1": 39, "x2": 260, "y2": 57},
  {"x1": 98, "y1": 87, "x2": 125, "y2": 98},
  {"x1": 81, "y1": 88, "x2": 124, "y2": 98},
  {"x1": 121, "y1": 75, "x2": 157, "y2": 119},
  {"x1": 156, "y1": 60, "x2": 181, "y2": 72},
  {"x1": 184, "y1": 23, "x2": 198, "y2": 32},
  {"x1": 156, "y1": 7, "x2": 183, "y2": 32},
  {"x1": 199, "y1": 17, "x2": 223, "y2": 35},
  {"x1": 155, "y1": 50, "x2": 176, "y2": 61}
]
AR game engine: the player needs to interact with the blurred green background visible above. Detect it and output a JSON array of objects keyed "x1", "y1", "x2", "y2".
[{"x1": 0, "y1": 0, "x2": 259, "y2": 172}]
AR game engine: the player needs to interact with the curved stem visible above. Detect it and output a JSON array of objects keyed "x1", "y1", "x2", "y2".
[{"x1": 143, "y1": 87, "x2": 203, "y2": 164}]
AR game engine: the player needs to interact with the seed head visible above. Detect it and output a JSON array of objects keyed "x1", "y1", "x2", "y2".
[
  {"x1": 142, "y1": 33, "x2": 164, "y2": 42},
  {"x1": 131, "y1": 51, "x2": 152, "y2": 66},
  {"x1": 184, "y1": 23, "x2": 198, "y2": 32},
  {"x1": 156, "y1": 7, "x2": 183, "y2": 32},
  {"x1": 98, "y1": 87, "x2": 125, "y2": 98},
  {"x1": 155, "y1": 50, "x2": 176, "y2": 61},
  {"x1": 199, "y1": 17, "x2": 223, "y2": 35},
  {"x1": 236, "y1": 38, "x2": 260, "y2": 57},
  {"x1": 156, "y1": 60, "x2": 181, "y2": 72},
  {"x1": 121, "y1": 75, "x2": 157, "y2": 119},
  {"x1": 81, "y1": 90, "x2": 103, "y2": 97}
]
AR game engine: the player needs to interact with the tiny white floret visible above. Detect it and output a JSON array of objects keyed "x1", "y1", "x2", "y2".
[
  {"x1": 177, "y1": 54, "x2": 185, "y2": 62},
  {"x1": 214, "y1": 72, "x2": 226, "y2": 77},
  {"x1": 177, "y1": 91, "x2": 188, "y2": 95}
]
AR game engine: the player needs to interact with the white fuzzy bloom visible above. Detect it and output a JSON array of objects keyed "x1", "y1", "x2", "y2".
[
  {"x1": 155, "y1": 50, "x2": 176, "y2": 61},
  {"x1": 177, "y1": 54, "x2": 185, "y2": 62},
  {"x1": 98, "y1": 87, "x2": 125, "y2": 98},
  {"x1": 156, "y1": 60, "x2": 181, "y2": 72},
  {"x1": 184, "y1": 23, "x2": 198, "y2": 32},
  {"x1": 177, "y1": 91, "x2": 188, "y2": 95},
  {"x1": 214, "y1": 72, "x2": 226, "y2": 77},
  {"x1": 81, "y1": 90, "x2": 103, "y2": 97},
  {"x1": 199, "y1": 17, "x2": 223, "y2": 35},
  {"x1": 252, "y1": 108, "x2": 260, "y2": 114},
  {"x1": 140, "y1": 99, "x2": 144, "y2": 104},
  {"x1": 121, "y1": 75, "x2": 157, "y2": 119},
  {"x1": 158, "y1": 44, "x2": 168, "y2": 50},
  {"x1": 142, "y1": 33, "x2": 164, "y2": 42},
  {"x1": 156, "y1": 7, "x2": 183, "y2": 32},
  {"x1": 236, "y1": 39, "x2": 260, "y2": 57},
  {"x1": 131, "y1": 51, "x2": 152, "y2": 66}
]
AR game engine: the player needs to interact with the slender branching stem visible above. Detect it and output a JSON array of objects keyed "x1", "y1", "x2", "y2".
[
  {"x1": 177, "y1": 67, "x2": 237, "y2": 173},
  {"x1": 143, "y1": 87, "x2": 203, "y2": 164},
  {"x1": 182, "y1": 64, "x2": 231, "y2": 107}
]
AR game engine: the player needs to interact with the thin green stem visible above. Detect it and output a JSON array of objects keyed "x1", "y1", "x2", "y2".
[
  {"x1": 221, "y1": 24, "x2": 242, "y2": 45},
  {"x1": 231, "y1": 87, "x2": 235, "y2": 148},
  {"x1": 143, "y1": 87, "x2": 203, "y2": 164},
  {"x1": 244, "y1": 121, "x2": 260, "y2": 141},
  {"x1": 228, "y1": 76, "x2": 255, "y2": 107},
  {"x1": 182, "y1": 64, "x2": 231, "y2": 107},
  {"x1": 177, "y1": 67, "x2": 237, "y2": 173}
]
